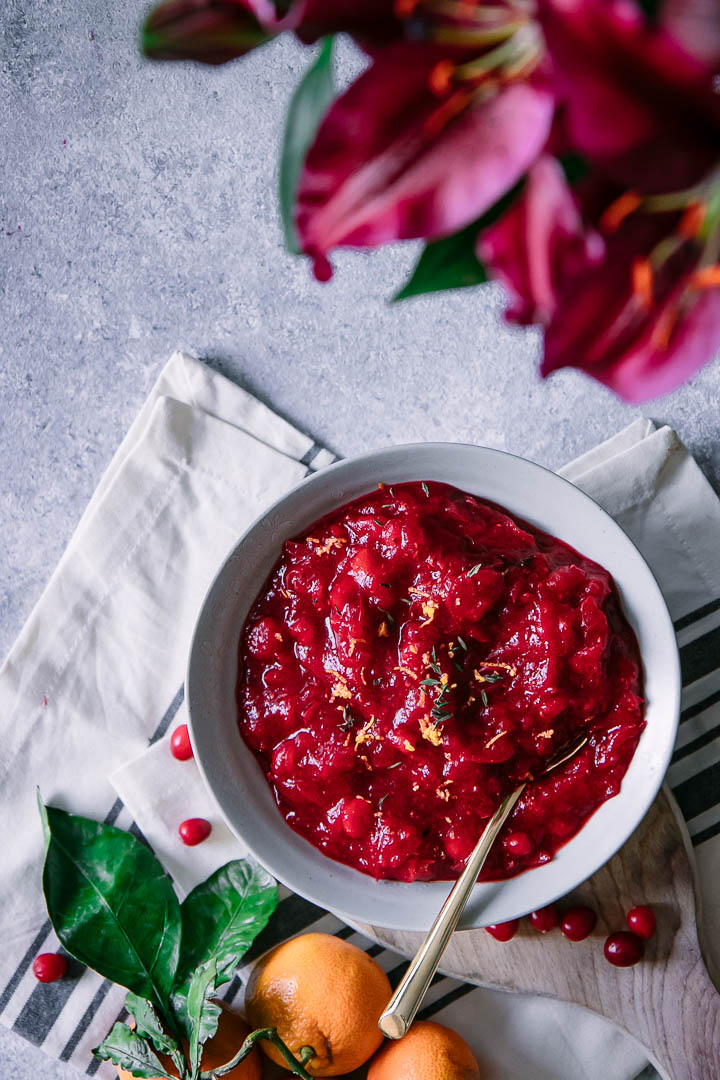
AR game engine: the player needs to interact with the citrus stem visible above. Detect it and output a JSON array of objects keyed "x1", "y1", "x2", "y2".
[{"x1": 200, "y1": 1027, "x2": 314, "y2": 1080}]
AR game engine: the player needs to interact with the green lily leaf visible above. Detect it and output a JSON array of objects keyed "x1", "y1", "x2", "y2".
[
  {"x1": 279, "y1": 36, "x2": 335, "y2": 253},
  {"x1": 125, "y1": 992, "x2": 180, "y2": 1060},
  {"x1": 39, "y1": 798, "x2": 181, "y2": 1013},
  {"x1": 176, "y1": 859, "x2": 277, "y2": 991},
  {"x1": 93, "y1": 1022, "x2": 176, "y2": 1080},
  {"x1": 186, "y1": 959, "x2": 221, "y2": 1080},
  {"x1": 393, "y1": 181, "x2": 524, "y2": 302}
]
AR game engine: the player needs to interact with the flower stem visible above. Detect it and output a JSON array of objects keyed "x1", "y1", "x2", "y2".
[{"x1": 200, "y1": 1027, "x2": 314, "y2": 1080}]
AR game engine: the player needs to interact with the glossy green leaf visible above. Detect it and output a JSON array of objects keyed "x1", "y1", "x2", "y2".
[
  {"x1": 176, "y1": 859, "x2": 277, "y2": 990},
  {"x1": 39, "y1": 799, "x2": 181, "y2": 1011},
  {"x1": 393, "y1": 181, "x2": 525, "y2": 302},
  {"x1": 186, "y1": 959, "x2": 221, "y2": 1080},
  {"x1": 279, "y1": 36, "x2": 335, "y2": 253},
  {"x1": 93, "y1": 1022, "x2": 175, "y2": 1080},
  {"x1": 125, "y1": 992, "x2": 180, "y2": 1060}
]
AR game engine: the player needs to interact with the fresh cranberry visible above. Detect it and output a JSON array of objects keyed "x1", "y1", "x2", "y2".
[
  {"x1": 626, "y1": 905, "x2": 655, "y2": 940},
  {"x1": 170, "y1": 724, "x2": 193, "y2": 761},
  {"x1": 604, "y1": 931, "x2": 644, "y2": 967},
  {"x1": 560, "y1": 905, "x2": 597, "y2": 941},
  {"x1": 529, "y1": 904, "x2": 558, "y2": 932},
  {"x1": 485, "y1": 920, "x2": 519, "y2": 942},
  {"x1": 178, "y1": 818, "x2": 212, "y2": 846},
  {"x1": 33, "y1": 953, "x2": 67, "y2": 983},
  {"x1": 504, "y1": 831, "x2": 532, "y2": 858}
]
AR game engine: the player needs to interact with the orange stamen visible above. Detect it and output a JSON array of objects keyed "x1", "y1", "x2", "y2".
[
  {"x1": 678, "y1": 201, "x2": 706, "y2": 239},
  {"x1": 651, "y1": 305, "x2": 681, "y2": 351},
  {"x1": 428, "y1": 59, "x2": 455, "y2": 98},
  {"x1": 601, "y1": 191, "x2": 642, "y2": 233},
  {"x1": 631, "y1": 257, "x2": 654, "y2": 309},
  {"x1": 691, "y1": 264, "x2": 720, "y2": 289},
  {"x1": 424, "y1": 88, "x2": 471, "y2": 136}
]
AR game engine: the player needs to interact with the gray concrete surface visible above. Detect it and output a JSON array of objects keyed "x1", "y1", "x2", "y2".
[{"x1": 1, "y1": 0, "x2": 718, "y2": 1075}]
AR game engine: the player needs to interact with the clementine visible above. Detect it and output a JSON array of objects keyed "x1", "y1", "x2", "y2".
[
  {"x1": 367, "y1": 1020, "x2": 483, "y2": 1080},
  {"x1": 116, "y1": 1002, "x2": 260, "y2": 1080},
  {"x1": 245, "y1": 932, "x2": 391, "y2": 1076}
]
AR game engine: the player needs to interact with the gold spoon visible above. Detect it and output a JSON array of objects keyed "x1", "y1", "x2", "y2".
[{"x1": 378, "y1": 734, "x2": 589, "y2": 1039}]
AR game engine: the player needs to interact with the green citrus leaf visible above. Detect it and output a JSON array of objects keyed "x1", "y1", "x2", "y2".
[
  {"x1": 393, "y1": 180, "x2": 525, "y2": 302},
  {"x1": 125, "y1": 992, "x2": 181, "y2": 1060},
  {"x1": 93, "y1": 1022, "x2": 176, "y2": 1080},
  {"x1": 176, "y1": 859, "x2": 277, "y2": 991},
  {"x1": 39, "y1": 799, "x2": 181, "y2": 1012},
  {"x1": 186, "y1": 959, "x2": 221, "y2": 1079},
  {"x1": 279, "y1": 36, "x2": 335, "y2": 253}
]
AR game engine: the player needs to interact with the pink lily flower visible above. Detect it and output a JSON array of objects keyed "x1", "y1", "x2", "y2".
[
  {"x1": 481, "y1": 158, "x2": 720, "y2": 401},
  {"x1": 296, "y1": 44, "x2": 554, "y2": 272},
  {"x1": 538, "y1": 0, "x2": 720, "y2": 193},
  {"x1": 142, "y1": 0, "x2": 555, "y2": 275}
]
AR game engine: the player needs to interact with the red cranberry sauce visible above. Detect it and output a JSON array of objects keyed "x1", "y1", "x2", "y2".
[{"x1": 237, "y1": 481, "x2": 644, "y2": 882}]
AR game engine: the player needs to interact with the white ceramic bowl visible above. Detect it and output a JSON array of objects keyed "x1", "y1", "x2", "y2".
[{"x1": 187, "y1": 443, "x2": 680, "y2": 931}]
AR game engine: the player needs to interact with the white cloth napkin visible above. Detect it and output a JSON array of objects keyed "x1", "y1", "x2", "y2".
[{"x1": 2, "y1": 353, "x2": 719, "y2": 1080}]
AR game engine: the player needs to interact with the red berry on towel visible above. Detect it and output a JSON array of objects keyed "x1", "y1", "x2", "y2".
[
  {"x1": 626, "y1": 905, "x2": 655, "y2": 940},
  {"x1": 170, "y1": 724, "x2": 193, "y2": 761},
  {"x1": 33, "y1": 953, "x2": 67, "y2": 983},
  {"x1": 604, "y1": 931, "x2": 644, "y2": 967},
  {"x1": 485, "y1": 920, "x2": 519, "y2": 941},
  {"x1": 179, "y1": 818, "x2": 211, "y2": 845},
  {"x1": 560, "y1": 905, "x2": 597, "y2": 941},
  {"x1": 529, "y1": 904, "x2": 558, "y2": 932}
]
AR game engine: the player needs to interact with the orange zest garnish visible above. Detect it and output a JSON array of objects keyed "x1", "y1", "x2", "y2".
[
  {"x1": 631, "y1": 256, "x2": 654, "y2": 310},
  {"x1": 600, "y1": 190, "x2": 642, "y2": 233},
  {"x1": 691, "y1": 264, "x2": 720, "y2": 289},
  {"x1": 678, "y1": 201, "x2": 706, "y2": 240}
]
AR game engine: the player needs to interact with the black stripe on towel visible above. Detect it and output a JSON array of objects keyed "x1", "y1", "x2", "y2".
[
  {"x1": 85, "y1": 1006, "x2": 128, "y2": 1075},
  {"x1": 671, "y1": 760, "x2": 720, "y2": 823},
  {"x1": 692, "y1": 819, "x2": 720, "y2": 846},
  {"x1": 679, "y1": 625, "x2": 720, "y2": 687},
  {"x1": 674, "y1": 598, "x2": 720, "y2": 633},
  {"x1": 59, "y1": 979, "x2": 113, "y2": 1061},
  {"x1": 150, "y1": 684, "x2": 185, "y2": 744},
  {"x1": 417, "y1": 982, "x2": 475, "y2": 1019},
  {"x1": 241, "y1": 893, "x2": 327, "y2": 968},
  {"x1": 672, "y1": 722, "x2": 720, "y2": 764},
  {"x1": 681, "y1": 688, "x2": 720, "y2": 725}
]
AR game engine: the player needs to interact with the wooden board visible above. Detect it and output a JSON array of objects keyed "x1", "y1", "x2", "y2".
[{"x1": 360, "y1": 788, "x2": 720, "y2": 1080}]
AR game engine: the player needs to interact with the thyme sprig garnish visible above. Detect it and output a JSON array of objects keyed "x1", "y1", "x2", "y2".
[
  {"x1": 339, "y1": 706, "x2": 361, "y2": 733},
  {"x1": 422, "y1": 647, "x2": 454, "y2": 729},
  {"x1": 379, "y1": 607, "x2": 395, "y2": 627},
  {"x1": 421, "y1": 482, "x2": 430, "y2": 498},
  {"x1": 466, "y1": 562, "x2": 483, "y2": 577}
]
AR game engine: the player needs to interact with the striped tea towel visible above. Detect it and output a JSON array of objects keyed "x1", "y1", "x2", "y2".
[{"x1": 1, "y1": 352, "x2": 718, "y2": 1080}]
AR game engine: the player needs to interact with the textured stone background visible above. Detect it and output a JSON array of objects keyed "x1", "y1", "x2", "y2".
[{"x1": 1, "y1": 0, "x2": 718, "y2": 1075}]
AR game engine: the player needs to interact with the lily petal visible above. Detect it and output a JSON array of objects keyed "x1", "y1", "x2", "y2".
[
  {"x1": 479, "y1": 156, "x2": 603, "y2": 325},
  {"x1": 662, "y1": 0, "x2": 720, "y2": 68},
  {"x1": 296, "y1": 44, "x2": 554, "y2": 257},
  {"x1": 541, "y1": 212, "x2": 715, "y2": 401},
  {"x1": 292, "y1": 0, "x2": 399, "y2": 44},
  {"x1": 539, "y1": 0, "x2": 720, "y2": 191},
  {"x1": 143, "y1": 0, "x2": 278, "y2": 64}
]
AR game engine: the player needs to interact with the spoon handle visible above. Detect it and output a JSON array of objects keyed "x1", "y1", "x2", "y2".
[{"x1": 378, "y1": 783, "x2": 526, "y2": 1039}]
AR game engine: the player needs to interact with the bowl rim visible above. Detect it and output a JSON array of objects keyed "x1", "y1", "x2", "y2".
[{"x1": 187, "y1": 440, "x2": 681, "y2": 931}]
